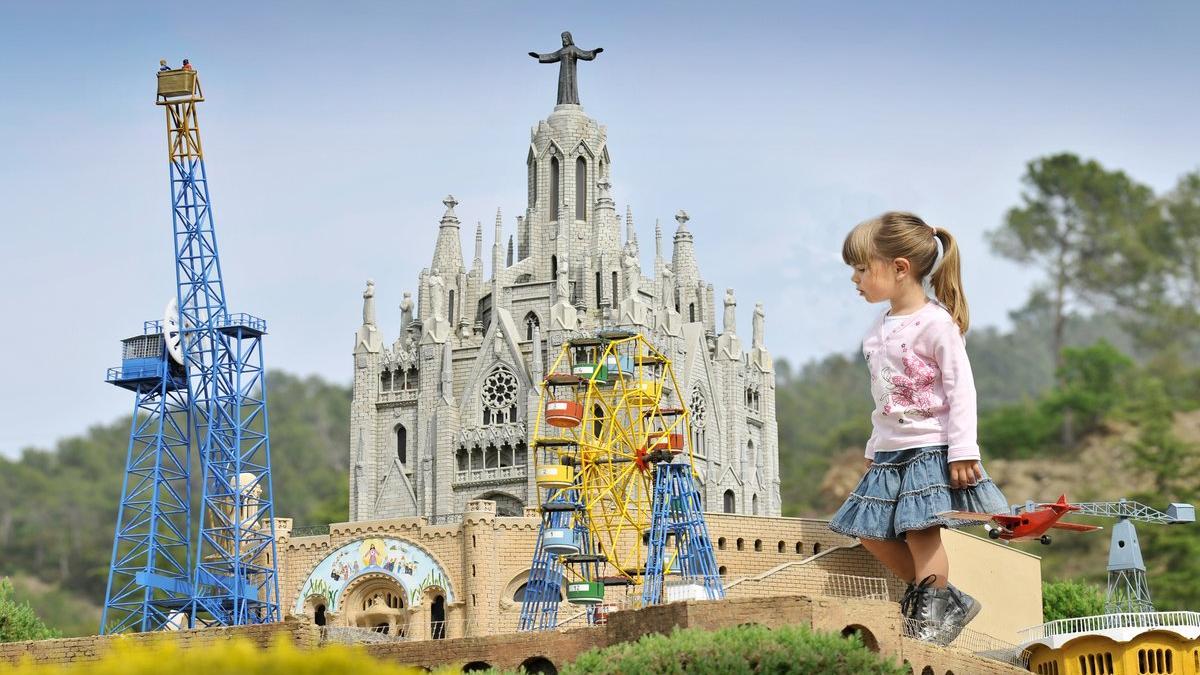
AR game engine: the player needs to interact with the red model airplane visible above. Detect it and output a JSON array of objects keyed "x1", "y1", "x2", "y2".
[{"x1": 940, "y1": 495, "x2": 1102, "y2": 545}]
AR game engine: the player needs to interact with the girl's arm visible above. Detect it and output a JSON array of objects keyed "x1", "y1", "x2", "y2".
[{"x1": 931, "y1": 321, "x2": 980, "y2": 463}]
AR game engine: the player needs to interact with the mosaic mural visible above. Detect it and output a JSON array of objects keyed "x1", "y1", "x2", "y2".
[{"x1": 293, "y1": 537, "x2": 453, "y2": 614}]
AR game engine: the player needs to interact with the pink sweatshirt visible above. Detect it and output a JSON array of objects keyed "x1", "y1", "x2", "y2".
[{"x1": 862, "y1": 300, "x2": 980, "y2": 463}]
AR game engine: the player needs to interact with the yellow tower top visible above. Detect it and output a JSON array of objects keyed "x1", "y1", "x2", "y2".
[{"x1": 156, "y1": 69, "x2": 203, "y2": 105}]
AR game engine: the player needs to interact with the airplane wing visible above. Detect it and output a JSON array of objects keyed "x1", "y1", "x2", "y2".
[
  {"x1": 1049, "y1": 521, "x2": 1103, "y2": 533},
  {"x1": 939, "y1": 510, "x2": 999, "y2": 523}
]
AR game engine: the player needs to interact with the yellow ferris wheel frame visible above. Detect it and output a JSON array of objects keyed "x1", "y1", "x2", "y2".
[{"x1": 533, "y1": 331, "x2": 696, "y2": 587}]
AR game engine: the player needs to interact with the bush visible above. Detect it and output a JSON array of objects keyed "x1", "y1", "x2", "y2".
[
  {"x1": 563, "y1": 624, "x2": 906, "y2": 675},
  {"x1": 1042, "y1": 580, "x2": 1106, "y2": 622},
  {"x1": 0, "y1": 636, "x2": 451, "y2": 674},
  {"x1": 0, "y1": 578, "x2": 60, "y2": 643},
  {"x1": 978, "y1": 400, "x2": 1061, "y2": 459}
]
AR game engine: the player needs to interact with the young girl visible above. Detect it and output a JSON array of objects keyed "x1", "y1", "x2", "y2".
[{"x1": 828, "y1": 211, "x2": 1008, "y2": 645}]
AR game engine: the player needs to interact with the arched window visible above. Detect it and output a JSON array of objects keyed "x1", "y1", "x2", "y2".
[
  {"x1": 395, "y1": 424, "x2": 407, "y2": 465},
  {"x1": 689, "y1": 303, "x2": 696, "y2": 322},
  {"x1": 747, "y1": 439, "x2": 754, "y2": 465},
  {"x1": 551, "y1": 255, "x2": 558, "y2": 282},
  {"x1": 380, "y1": 369, "x2": 392, "y2": 392},
  {"x1": 575, "y1": 156, "x2": 586, "y2": 220},
  {"x1": 315, "y1": 604, "x2": 326, "y2": 626},
  {"x1": 690, "y1": 389, "x2": 707, "y2": 460},
  {"x1": 431, "y1": 595, "x2": 446, "y2": 640},
  {"x1": 550, "y1": 156, "x2": 560, "y2": 221},
  {"x1": 448, "y1": 289, "x2": 456, "y2": 324},
  {"x1": 752, "y1": 494, "x2": 759, "y2": 515},
  {"x1": 723, "y1": 490, "x2": 735, "y2": 514},
  {"x1": 530, "y1": 159, "x2": 538, "y2": 205},
  {"x1": 525, "y1": 312, "x2": 540, "y2": 341},
  {"x1": 612, "y1": 271, "x2": 618, "y2": 308},
  {"x1": 595, "y1": 271, "x2": 602, "y2": 308}
]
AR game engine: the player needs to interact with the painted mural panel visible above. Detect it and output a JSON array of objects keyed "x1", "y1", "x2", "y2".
[{"x1": 293, "y1": 537, "x2": 453, "y2": 614}]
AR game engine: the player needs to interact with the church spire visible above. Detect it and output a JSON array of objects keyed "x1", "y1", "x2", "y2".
[
  {"x1": 432, "y1": 195, "x2": 465, "y2": 276},
  {"x1": 473, "y1": 221, "x2": 483, "y2": 272},
  {"x1": 491, "y1": 208, "x2": 503, "y2": 279},
  {"x1": 625, "y1": 205, "x2": 634, "y2": 244}
]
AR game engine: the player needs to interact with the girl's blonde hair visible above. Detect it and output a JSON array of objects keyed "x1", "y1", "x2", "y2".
[{"x1": 841, "y1": 211, "x2": 969, "y2": 334}]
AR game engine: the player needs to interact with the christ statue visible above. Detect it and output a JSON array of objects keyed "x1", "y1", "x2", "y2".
[{"x1": 529, "y1": 31, "x2": 604, "y2": 105}]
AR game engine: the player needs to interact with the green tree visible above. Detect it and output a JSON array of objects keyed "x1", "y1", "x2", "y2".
[
  {"x1": 1135, "y1": 170, "x2": 1200, "y2": 365},
  {"x1": 988, "y1": 153, "x2": 1158, "y2": 447},
  {"x1": 0, "y1": 578, "x2": 60, "y2": 642},
  {"x1": 1041, "y1": 580, "x2": 1106, "y2": 622},
  {"x1": 1043, "y1": 341, "x2": 1135, "y2": 437}
]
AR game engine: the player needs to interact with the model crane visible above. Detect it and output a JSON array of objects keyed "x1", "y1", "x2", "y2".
[
  {"x1": 1011, "y1": 497, "x2": 1195, "y2": 614},
  {"x1": 100, "y1": 66, "x2": 281, "y2": 633}
]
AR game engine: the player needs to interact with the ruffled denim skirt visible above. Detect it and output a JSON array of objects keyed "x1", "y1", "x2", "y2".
[{"x1": 828, "y1": 445, "x2": 1009, "y2": 541}]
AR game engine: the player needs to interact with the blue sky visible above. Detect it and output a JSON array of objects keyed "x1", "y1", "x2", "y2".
[{"x1": 1, "y1": 2, "x2": 1198, "y2": 455}]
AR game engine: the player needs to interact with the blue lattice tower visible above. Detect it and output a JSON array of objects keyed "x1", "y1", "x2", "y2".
[
  {"x1": 154, "y1": 68, "x2": 281, "y2": 627},
  {"x1": 642, "y1": 462, "x2": 724, "y2": 607},
  {"x1": 101, "y1": 68, "x2": 280, "y2": 632},
  {"x1": 518, "y1": 493, "x2": 573, "y2": 630},
  {"x1": 101, "y1": 326, "x2": 193, "y2": 633}
]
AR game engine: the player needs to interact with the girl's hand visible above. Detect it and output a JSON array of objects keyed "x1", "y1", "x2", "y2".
[{"x1": 948, "y1": 460, "x2": 982, "y2": 489}]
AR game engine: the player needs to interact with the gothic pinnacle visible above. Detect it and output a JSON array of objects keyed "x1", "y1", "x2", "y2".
[{"x1": 441, "y1": 195, "x2": 460, "y2": 224}]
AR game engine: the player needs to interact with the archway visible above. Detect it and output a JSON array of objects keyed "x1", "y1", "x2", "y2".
[
  {"x1": 463, "y1": 662, "x2": 492, "y2": 672},
  {"x1": 521, "y1": 656, "x2": 558, "y2": 675},
  {"x1": 841, "y1": 624, "x2": 879, "y2": 652},
  {"x1": 481, "y1": 491, "x2": 525, "y2": 517},
  {"x1": 342, "y1": 574, "x2": 409, "y2": 637}
]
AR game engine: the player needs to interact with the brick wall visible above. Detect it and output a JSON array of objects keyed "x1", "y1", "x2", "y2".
[
  {"x1": 1, "y1": 596, "x2": 1025, "y2": 675},
  {"x1": 0, "y1": 618, "x2": 316, "y2": 667}
]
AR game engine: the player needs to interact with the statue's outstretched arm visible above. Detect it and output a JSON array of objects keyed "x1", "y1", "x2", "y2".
[
  {"x1": 576, "y1": 47, "x2": 603, "y2": 61},
  {"x1": 529, "y1": 51, "x2": 562, "y2": 63}
]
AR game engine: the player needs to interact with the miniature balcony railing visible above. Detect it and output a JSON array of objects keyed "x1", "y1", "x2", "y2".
[
  {"x1": 1019, "y1": 611, "x2": 1200, "y2": 643},
  {"x1": 454, "y1": 465, "x2": 527, "y2": 484},
  {"x1": 214, "y1": 313, "x2": 267, "y2": 336}
]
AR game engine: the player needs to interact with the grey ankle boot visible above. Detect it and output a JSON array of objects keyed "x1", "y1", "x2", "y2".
[
  {"x1": 902, "y1": 576, "x2": 939, "y2": 640},
  {"x1": 934, "y1": 584, "x2": 981, "y2": 646}
]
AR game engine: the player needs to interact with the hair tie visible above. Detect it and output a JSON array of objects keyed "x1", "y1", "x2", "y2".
[{"x1": 923, "y1": 229, "x2": 945, "y2": 298}]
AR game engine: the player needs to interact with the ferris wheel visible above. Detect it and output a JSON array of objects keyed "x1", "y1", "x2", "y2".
[{"x1": 530, "y1": 330, "x2": 696, "y2": 602}]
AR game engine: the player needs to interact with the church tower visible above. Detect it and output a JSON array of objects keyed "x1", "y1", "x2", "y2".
[{"x1": 348, "y1": 33, "x2": 782, "y2": 522}]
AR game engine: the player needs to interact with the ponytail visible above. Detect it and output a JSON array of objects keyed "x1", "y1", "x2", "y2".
[{"x1": 929, "y1": 228, "x2": 969, "y2": 334}]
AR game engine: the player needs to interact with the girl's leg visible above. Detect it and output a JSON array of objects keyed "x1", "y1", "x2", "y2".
[
  {"x1": 859, "y1": 538, "x2": 915, "y2": 582},
  {"x1": 905, "y1": 526, "x2": 949, "y2": 588}
]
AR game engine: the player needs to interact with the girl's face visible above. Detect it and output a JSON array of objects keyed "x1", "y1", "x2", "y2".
[{"x1": 850, "y1": 258, "x2": 898, "y2": 304}]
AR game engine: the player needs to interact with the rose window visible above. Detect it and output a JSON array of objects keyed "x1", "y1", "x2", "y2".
[{"x1": 482, "y1": 368, "x2": 519, "y2": 425}]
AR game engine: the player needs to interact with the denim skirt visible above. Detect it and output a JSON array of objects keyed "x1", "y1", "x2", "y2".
[{"x1": 828, "y1": 445, "x2": 1009, "y2": 541}]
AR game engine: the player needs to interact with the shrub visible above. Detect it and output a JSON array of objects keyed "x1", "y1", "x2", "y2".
[
  {"x1": 0, "y1": 636, "x2": 450, "y2": 674},
  {"x1": 1042, "y1": 580, "x2": 1106, "y2": 622},
  {"x1": 0, "y1": 578, "x2": 60, "y2": 643},
  {"x1": 563, "y1": 623, "x2": 906, "y2": 675}
]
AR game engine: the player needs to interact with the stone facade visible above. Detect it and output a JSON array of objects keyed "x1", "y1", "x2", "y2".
[
  {"x1": 350, "y1": 100, "x2": 781, "y2": 522},
  {"x1": 275, "y1": 505, "x2": 1043, "y2": 646}
]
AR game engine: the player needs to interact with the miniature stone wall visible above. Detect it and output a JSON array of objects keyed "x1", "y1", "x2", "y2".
[{"x1": 0, "y1": 618, "x2": 314, "y2": 667}]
